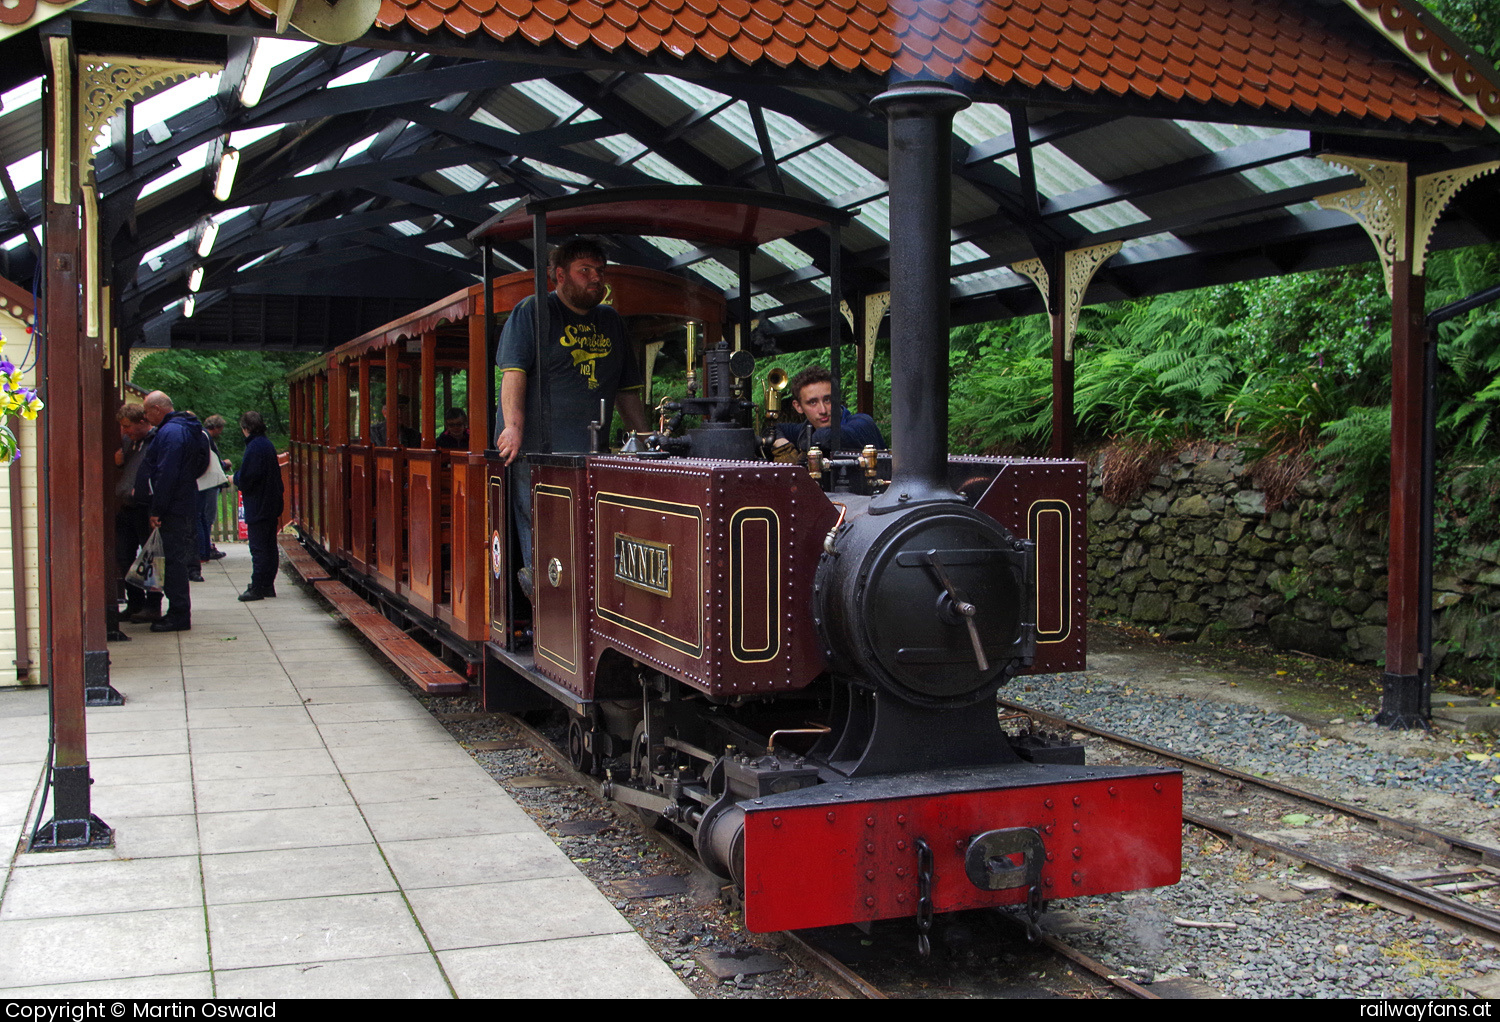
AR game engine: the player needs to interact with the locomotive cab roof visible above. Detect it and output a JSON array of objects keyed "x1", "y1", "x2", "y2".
[{"x1": 469, "y1": 185, "x2": 852, "y2": 249}]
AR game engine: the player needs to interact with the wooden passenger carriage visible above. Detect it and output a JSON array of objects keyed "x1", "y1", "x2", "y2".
[{"x1": 288, "y1": 262, "x2": 728, "y2": 663}]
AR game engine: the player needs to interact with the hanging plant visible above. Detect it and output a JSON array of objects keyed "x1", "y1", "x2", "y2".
[{"x1": 0, "y1": 330, "x2": 44, "y2": 463}]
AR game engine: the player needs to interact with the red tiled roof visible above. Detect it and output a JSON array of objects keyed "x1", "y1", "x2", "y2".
[{"x1": 135, "y1": 0, "x2": 1493, "y2": 131}]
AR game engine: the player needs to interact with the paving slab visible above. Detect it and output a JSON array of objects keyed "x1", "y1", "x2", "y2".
[
  {"x1": 200, "y1": 844, "x2": 397, "y2": 906},
  {"x1": 194, "y1": 773, "x2": 355, "y2": 815},
  {"x1": 1, "y1": 856, "x2": 203, "y2": 920},
  {"x1": 89, "y1": 780, "x2": 196, "y2": 819},
  {"x1": 88, "y1": 728, "x2": 191, "y2": 759},
  {"x1": 380, "y1": 831, "x2": 580, "y2": 890},
  {"x1": 0, "y1": 560, "x2": 689, "y2": 1001},
  {"x1": 190, "y1": 747, "x2": 340, "y2": 782},
  {"x1": 187, "y1": 723, "x2": 325, "y2": 755},
  {"x1": 197, "y1": 804, "x2": 373, "y2": 855},
  {"x1": 207, "y1": 892, "x2": 428, "y2": 971},
  {"x1": 405, "y1": 876, "x2": 634, "y2": 950},
  {"x1": 0, "y1": 973, "x2": 216, "y2": 999},
  {"x1": 439, "y1": 934, "x2": 692, "y2": 999},
  {"x1": 214, "y1": 954, "x2": 452, "y2": 999},
  {"x1": 0, "y1": 907, "x2": 209, "y2": 987}
]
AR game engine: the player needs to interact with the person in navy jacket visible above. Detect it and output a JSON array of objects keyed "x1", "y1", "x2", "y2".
[
  {"x1": 234, "y1": 410, "x2": 285, "y2": 602},
  {"x1": 139, "y1": 391, "x2": 210, "y2": 631},
  {"x1": 773, "y1": 365, "x2": 884, "y2": 455}
]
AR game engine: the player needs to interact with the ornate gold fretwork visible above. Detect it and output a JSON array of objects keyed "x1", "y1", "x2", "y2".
[
  {"x1": 49, "y1": 35, "x2": 72, "y2": 204},
  {"x1": 864, "y1": 291, "x2": 889, "y2": 383},
  {"x1": 1063, "y1": 243, "x2": 1121, "y2": 358},
  {"x1": 83, "y1": 182, "x2": 99, "y2": 338},
  {"x1": 128, "y1": 346, "x2": 166, "y2": 376},
  {"x1": 77, "y1": 57, "x2": 222, "y2": 175},
  {"x1": 1317, "y1": 155, "x2": 1499, "y2": 293},
  {"x1": 1316, "y1": 155, "x2": 1409, "y2": 296},
  {"x1": 1010, "y1": 244, "x2": 1121, "y2": 360},
  {"x1": 1414, "y1": 162, "x2": 1500, "y2": 275},
  {"x1": 1011, "y1": 258, "x2": 1050, "y2": 313}
]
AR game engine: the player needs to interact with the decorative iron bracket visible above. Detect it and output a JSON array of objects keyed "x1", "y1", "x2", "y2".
[{"x1": 1011, "y1": 242, "x2": 1122, "y2": 360}]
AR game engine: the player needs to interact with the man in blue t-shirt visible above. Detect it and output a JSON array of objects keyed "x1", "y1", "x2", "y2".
[
  {"x1": 774, "y1": 365, "x2": 884, "y2": 456},
  {"x1": 494, "y1": 237, "x2": 649, "y2": 592}
]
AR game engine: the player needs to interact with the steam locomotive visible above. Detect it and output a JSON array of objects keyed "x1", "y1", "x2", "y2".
[{"x1": 287, "y1": 86, "x2": 1181, "y2": 940}]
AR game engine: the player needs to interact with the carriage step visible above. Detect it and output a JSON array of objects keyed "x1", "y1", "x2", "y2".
[
  {"x1": 313, "y1": 579, "x2": 468, "y2": 694},
  {"x1": 279, "y1": 536, "x2": 332, "y2": 582}
]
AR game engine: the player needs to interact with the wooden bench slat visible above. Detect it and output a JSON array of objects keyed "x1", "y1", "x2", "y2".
[
  {"x1": 280, "y1": 536, "x2": 333, "y2": 581},
  {"x1": 310, "y1": 578, "x2": 467, "y2": 694}
]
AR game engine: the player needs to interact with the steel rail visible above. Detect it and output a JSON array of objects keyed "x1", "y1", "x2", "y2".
[
  {"x1": 500, "y1": 709, "x2": 1150, "y2": 999},
  {"x1": 1185, "y1": 809, "x2": 1500, "y2": 944},
  {"x1": 1001, "y1": 698, "x2": 1500, "y2": 942},
  {"x1": 999, "y1": 698, "x2": 1500, "y2": 866}
]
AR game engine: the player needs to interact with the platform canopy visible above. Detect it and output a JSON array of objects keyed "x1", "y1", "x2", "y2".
[{"x1": 1, "y1": 0, "x2": 1498, "y2": 354}]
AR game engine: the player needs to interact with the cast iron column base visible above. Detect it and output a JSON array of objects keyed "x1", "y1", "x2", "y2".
[
  {"x1": 30, "y1": 764, "x2": 113, "y2": 850},
  {"x1": 1374, "y1": 671, "x2": 1430, "y2": 730},
  {"x1": 84, "y1": 648, "x2": 124, "y2": 707}
]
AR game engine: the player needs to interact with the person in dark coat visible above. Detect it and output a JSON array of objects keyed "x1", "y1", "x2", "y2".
[
  {"x1": 234, "y1": 410, "x2": 284, "y2": 601},
  {"x1": 139, "y1": 391, "x2": 210, "y2": 631}
]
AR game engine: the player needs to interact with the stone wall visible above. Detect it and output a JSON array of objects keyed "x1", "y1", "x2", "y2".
[{"x1": 1086, "y1": 445, "x2": 1500, "y2": 680}]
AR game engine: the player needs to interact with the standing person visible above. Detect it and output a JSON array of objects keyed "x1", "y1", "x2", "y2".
[
  {"x1": 199, "y1": 415, "x2": 232, "y2": 563},
  {"x1": 494, "y1": 236, "x2": 649, "y2": 594},
  {"x1": 112, "y1": 402, "x2": 161, "y2": 633},
  {"x1": 234, "y1": 410, "x2": 284, "y2": 602},
  {"x1": 138, "y1": 391, "x2": 210, "y2": 632}
]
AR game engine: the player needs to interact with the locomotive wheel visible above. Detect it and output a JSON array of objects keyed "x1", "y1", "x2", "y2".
[{"x1": 567, "y1": 715, "x2": 597, "y2": 775}]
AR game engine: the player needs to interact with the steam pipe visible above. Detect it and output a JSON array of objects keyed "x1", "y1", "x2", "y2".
[{"x1": 868, "y1": 82, "x2": 969, "y2": 512}]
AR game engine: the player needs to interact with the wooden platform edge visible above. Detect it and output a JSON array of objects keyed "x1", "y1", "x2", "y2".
[
  {"x1": 279, "y1": 535, "x2": 333, "y2": 582},
  {"x1": 309, "y1": 578, "x2": 468, "y2": 695}
]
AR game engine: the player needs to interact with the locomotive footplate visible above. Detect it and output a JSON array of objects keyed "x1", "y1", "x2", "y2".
[{"x1": 736, "y1": 762, "x2": 1182, "y2": 933}]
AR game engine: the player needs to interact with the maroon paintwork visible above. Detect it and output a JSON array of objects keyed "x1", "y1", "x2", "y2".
[
  {"x1": 956, "y1": 456, "x2": 1089, "y2": 675},
  {"x1": 585, "y1": 457, "x2": 838, "y2": 699}
]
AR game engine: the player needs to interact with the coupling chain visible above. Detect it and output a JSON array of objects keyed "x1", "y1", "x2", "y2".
[{"x1": 916, "y1": 838, "x2": 934, "y2": 956}]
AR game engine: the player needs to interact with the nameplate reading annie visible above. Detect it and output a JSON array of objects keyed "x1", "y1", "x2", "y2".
[{"x1": 614, "y1": 534, "x2": 671, "y2": 596}]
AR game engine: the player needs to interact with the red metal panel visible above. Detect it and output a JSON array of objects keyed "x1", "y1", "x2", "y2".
[
  {"x1": 740, "y1": 767, "x2": 1182, "y2": 933},
  {"x1": 487, "y1": 462, "x2": 511, "y2": 646},
  {"x1": 587, "y1": 458, "x2": 835, "y2": 699},
  {"x1": 533, "y1": 460, "x2": 590, "y2": 694},
  {"x1": 961, "y1": 456, "x2": 1088, "y2": 675}
]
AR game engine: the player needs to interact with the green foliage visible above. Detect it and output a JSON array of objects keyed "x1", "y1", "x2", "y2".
[
  {"x1": 132, "y1": 350, "x2": 307, "y2": 463},
  {"x1": 1418, "y1": 0, "x2": 1500, "y2": 56},
  {"x1": 946, "y1": 242, "x2": 1500, "y2": 516}
]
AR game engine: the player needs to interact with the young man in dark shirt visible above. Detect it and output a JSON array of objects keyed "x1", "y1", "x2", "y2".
[{"x1": 774, "y1": 365, "x2": 884, "y2": 455}]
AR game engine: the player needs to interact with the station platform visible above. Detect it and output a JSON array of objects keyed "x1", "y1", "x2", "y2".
[{"x1": 0, "y1": 546, "x2": 690, "y2": 999}]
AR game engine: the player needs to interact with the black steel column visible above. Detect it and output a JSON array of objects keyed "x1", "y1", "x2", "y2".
[{"x1": 868, "y1": 81, "x2": 969, "y2": 512}]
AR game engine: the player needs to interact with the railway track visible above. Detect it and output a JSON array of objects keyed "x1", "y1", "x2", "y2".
[
  {"x1": 497, "y1": 706, "x2": 1158, "y2": 999},
  {"x1": 1002, "y1": 697, "x2": 1500, "y2": 946}
]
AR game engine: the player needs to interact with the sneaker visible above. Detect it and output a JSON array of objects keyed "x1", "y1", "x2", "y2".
[{"x1": 517, "y1": 567, "x2": 534, "y2": 600}]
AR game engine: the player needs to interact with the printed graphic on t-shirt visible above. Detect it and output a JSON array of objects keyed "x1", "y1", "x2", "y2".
[{"x1": 561, "y1": 321, "x2": 612, "y2": 390}]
